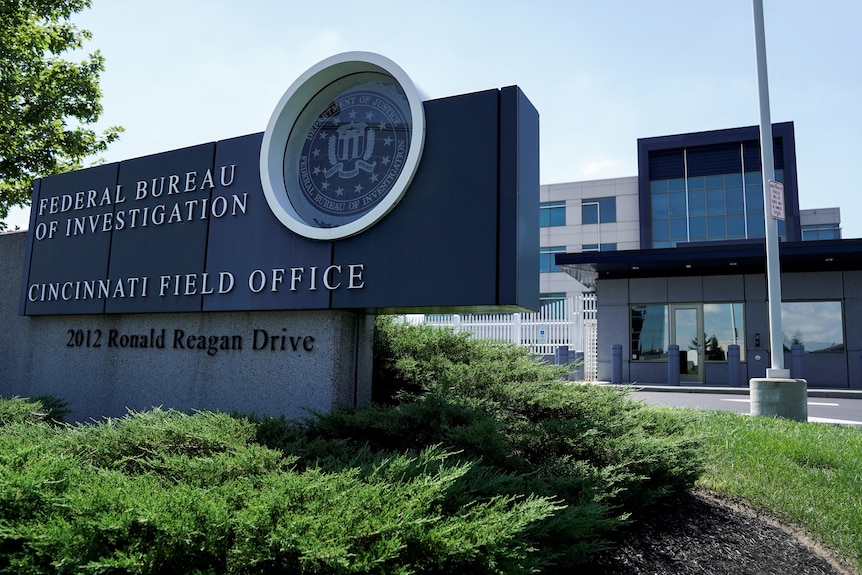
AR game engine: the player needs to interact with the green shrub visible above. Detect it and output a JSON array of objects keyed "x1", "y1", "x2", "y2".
[
  {"x1": 256, "y1": 319, "x2": 704, "y2": 567},
  {"x1": 0, "y1": 395, "x2": 68, "y2": 426},
  {"x1": 0, "y1": 319, "x2": 703, "y2": 572},
  {"x1": 0, "y1": 408, "x2": 562, "y2": 574}
]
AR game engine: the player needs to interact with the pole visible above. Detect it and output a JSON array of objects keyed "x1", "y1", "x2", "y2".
[
  {"x1": 749, "y1": 0, "x2": 806, "y2": 422},
  {"x1": 752, "y1": 0, "x2": 788, "y2": 378}
]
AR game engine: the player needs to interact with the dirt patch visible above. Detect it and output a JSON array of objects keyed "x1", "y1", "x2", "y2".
[{"x1": 591, "y1": 490, "x2": 856, "y2": 575}]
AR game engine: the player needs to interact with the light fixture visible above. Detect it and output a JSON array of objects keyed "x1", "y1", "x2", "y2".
[{"x1": 825, "y1": 257, "x2": 834, "y2": 262}]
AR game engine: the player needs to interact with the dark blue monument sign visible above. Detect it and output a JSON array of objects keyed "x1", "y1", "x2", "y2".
[
  {"x1": 22, "y1": 56, "x2": 538, "y2": 316},
  {"x1": 9, "y1": 52, "x2": 539, "y2": 422}
]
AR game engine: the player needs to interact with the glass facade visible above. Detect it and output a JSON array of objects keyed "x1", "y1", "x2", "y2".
[{"x1": 651, "y1": 170, "x2": 785, "y2": 248}]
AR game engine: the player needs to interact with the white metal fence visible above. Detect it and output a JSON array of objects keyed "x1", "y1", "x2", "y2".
[{"x1": 399, "y1": 295, "x2": 598, "y2": 381}]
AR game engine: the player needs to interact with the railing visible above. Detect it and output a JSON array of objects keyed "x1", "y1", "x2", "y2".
[{"x1": 399, "y1": 295, "x2": 598, "y2": 381}]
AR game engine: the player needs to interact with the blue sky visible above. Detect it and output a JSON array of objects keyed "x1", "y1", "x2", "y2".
[{"x1": 6, "y1": 0, "x2": 861, "y2": 237}]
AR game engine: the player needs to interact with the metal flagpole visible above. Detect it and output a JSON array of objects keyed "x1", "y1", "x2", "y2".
[
  {"x1": 749, "y1": 0, "x2": 807, "y2": 420},
  {"x1": 752, "y1": 0, "x2": 786, "y2": 378}
]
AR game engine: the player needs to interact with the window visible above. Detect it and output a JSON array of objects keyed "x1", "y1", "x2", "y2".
[
  {"x1": 631, "y1": 305, "x2": 668, "y2": 361},
  {"x1": 540, "y1": 246, "x2": 566, "y2": 273},
  {"x1": 540, "y1": 292, "x2": 567, "y2": 319},
  {"x1": 632, "y1": 303, "x2": 744, "y2": 362},
  {"x1": 582, "y1": 243, "x2": 617, "y2": 252},
  {"x1": 540, "y1": 292, "x2": 566, "y2": 306},
  {"x1": 649, "y1": 165, "x2": 787, "y2": 247},
  {"x1": 582, "y1": 197, "x2": 616, "y2": 224},
  {"x1": 540, "y1": 201, "x2": 566, "y2": 227},
  {"x1": 802, "y1": 224, "x2": 841, "y2": 241},
  {"x1": 703, "y1": 303, "x2": 745, "y2": 361},
  {"x1": 780, "y1": 302, "x2": 844, "y2": 352}
]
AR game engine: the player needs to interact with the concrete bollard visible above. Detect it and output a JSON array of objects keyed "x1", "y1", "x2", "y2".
[
  {"x1": 791, "y1": 343, "x2": 804, "y2": 379},
  {"x1": 611, "y1": 344, "x2": 622, "y2": 384},
  {"x1": 727, "y1": 344, "x2": 740, "y2": 387},
  {"x1": 667, "y1": 345, "x2": 680, "y2": 386},
  {"x1": 750, "y1": 377, "x2": 808, "y2": 421}
]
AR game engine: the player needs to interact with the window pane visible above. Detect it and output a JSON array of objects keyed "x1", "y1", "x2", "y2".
[
  {"x1": 670, "y1": 217, "x2": 688, "y2": 241},
  {"x1": 781, "y1": 302, "x2": 844, "y2": 352},
  {"x1": 689, "y1": 217, "x2": 707, "y2": 241},
  {"x1": 706, "y1": 175, "x2": 724, "y2": 189},
  {"x1": 687, "y1": 176, "x2": 705, "y2": 190},
  {"x1": 708, "y1": 215, "x2": 726, "y2": 238},
  {"x1": 725, "y1": 173, "x2": 743, "y2": 186},
  {"x1": 652, "y1": 193, "x2": 669, "y2": 218},
  {"x1": 651, "y1": 180, "x2": 668, "y2": 193},
  {"x1": 600, "y1": 197, "x2": 616, "y2": 223},
  {"x1": 688, "y1": 189, "x2": 706, "y2": 216},
  {"x1": 744, "y1": 171, "x2": 762, "y2": 186},
  {"x1": 652, "y1": 218, "x2": 669, "y2": 243},
  {"x1": 707, "y1": 189, "x2": 725, "y2": 214},
  {"x1": 540, "y1": 202, "x2": 566, "y2": 227},
  {"x1": 669, "y1": 191, "x2": 686, "y2": 218},
  {"x1": 725, "y1": 186, "x2": 744, "y2": 214},
  {"x1": 540, "y1": 246, "x2": 566, "y2": 273},
  {"x1": 747, "y1": 214, "x2": 765, "y2": 237},
  {"x1": 727, "y1": 214, "x2": 745, "y2": 238},
  {"x1": 668, "y1": 178, "x2": 686, "y2": 191},
  {"x1": 745, "y1": 185, "x2": 764, "y2": 211},
  {"x1": 600, "y1": 243, "x2": 617, "y2": 251},
  {"x1": 631, "y1": 305, "x2": 668, "y2": 360},
  {"x1": 582, "y1": 203, "x2": 598, "y2": 225},
  {"x1": 704, "y1": 303, "x2": 745, "y2": 361},
  {"x1": 550, "y1": 208, "x2": 566, "y2": 226}
]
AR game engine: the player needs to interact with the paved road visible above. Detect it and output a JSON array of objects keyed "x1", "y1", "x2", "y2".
[{"x1": 631, "y1": 390, "x2": 862, "y2": 426}]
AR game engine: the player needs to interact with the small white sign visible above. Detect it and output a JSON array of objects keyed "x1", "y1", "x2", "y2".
[
  {"x1": 537, "y1": 326, "x2": 548, "y2": 345},
  {"x1": 768, "y1": 180, "x2": 785, "y2": 220}
]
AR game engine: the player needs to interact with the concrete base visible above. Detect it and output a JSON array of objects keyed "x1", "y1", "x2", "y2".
[{"x1": 749, "y1": 377, "x2": 808, "y2": 422}]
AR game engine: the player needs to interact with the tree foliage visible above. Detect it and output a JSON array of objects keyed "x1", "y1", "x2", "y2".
[{"x1": 0, "y1": 0, "x2": 121, "y2": 229}]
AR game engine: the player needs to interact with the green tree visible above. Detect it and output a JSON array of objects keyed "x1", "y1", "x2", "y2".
[{"x1": 0, "y1": 0, "x2": 121, "y2": 229}]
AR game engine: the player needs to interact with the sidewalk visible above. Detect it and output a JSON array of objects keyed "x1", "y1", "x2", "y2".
[{"x1": 595, "y1": 381, "x2": 862, "y2": 400}]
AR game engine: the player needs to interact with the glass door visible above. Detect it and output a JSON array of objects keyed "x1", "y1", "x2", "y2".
[{"x1": 671, "y1": 305, "x2": 704, "y2": 382}]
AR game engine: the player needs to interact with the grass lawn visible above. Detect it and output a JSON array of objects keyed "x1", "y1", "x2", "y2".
[{"x1": 693, "y1": 410, "x2": 862, "y2": 572}]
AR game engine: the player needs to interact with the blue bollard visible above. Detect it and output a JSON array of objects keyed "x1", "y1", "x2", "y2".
[
  {"x1": 667, "y1": 345, "x2": 680, "y2": 386},
  {"x1": 612, "y1": 344, "x2": 622, "y2": 384},
  {"x1": 791, "y1": 343, "x2": 804, "y2": 379},
  {"x1": 727, "y1": 344, "x2": 740, "y2": 387}
]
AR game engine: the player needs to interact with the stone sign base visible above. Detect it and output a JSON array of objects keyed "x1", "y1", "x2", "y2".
[{"x1": 1, "y1": 232, "x2": 372, "y2": 422}]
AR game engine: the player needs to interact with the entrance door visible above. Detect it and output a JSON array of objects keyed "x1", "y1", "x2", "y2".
[{"x1": 671, "y1": 305, "x2": 704, "y2": 382}]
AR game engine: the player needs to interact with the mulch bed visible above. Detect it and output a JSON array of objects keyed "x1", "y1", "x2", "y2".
[{"x1": 590, "y1": 490, "x2": 856, "y2": 575}]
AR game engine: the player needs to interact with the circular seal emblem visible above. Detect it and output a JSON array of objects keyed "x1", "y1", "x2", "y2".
[{"x1": 260, "y1": 53, "x2": 425, "y2": 240}]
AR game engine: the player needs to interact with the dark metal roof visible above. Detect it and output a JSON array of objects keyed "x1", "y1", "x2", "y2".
[{"x1": 556, "y1": 239, "x2": 862, "y2": 289}]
